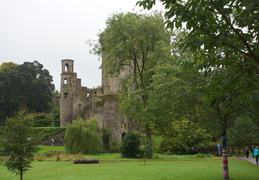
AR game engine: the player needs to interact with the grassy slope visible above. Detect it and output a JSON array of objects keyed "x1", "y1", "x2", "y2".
[
  {"x1": 37, "y1": 145, "x2": 65, "y2": 154},
  {"x1": 1, "y1": 151, "x2": 258, "y2": 180}
]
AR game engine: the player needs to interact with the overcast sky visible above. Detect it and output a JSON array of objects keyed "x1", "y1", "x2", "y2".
[{"x1": 0, "y1": 0, "x2": 164, "y2": 91}]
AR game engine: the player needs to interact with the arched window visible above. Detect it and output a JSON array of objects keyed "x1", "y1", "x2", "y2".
[
  {"x1": 65, "y1": 63, "x2": 69, "y2": 72},
  {"x1": 64, "y1": 78, "x2": 68, "y2": 84}
]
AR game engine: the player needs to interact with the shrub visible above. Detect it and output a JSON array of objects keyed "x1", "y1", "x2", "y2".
[
  {"x1": 29, "y1": 113, "x2": 54, "y2": 127},
  {"x1": 33, "y1": 127, "x2": 66, "y2": 142},
  {"x1": 102, "y1": 128, "x2": 111, "y2": 152},
  {"x1": 110, "y1": 141, "x2": 121, "y2": 153},
  {"x1": 121, "y1": 131, "x2": 141, "y2": 158},
  {"x1": 156, "y1": 120, "x2": 211, "y2": 154}
]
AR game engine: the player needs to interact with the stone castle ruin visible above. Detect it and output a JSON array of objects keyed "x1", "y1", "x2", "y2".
[{"x1": 60, "y1": 59, "x2": 135, "y2": 142}]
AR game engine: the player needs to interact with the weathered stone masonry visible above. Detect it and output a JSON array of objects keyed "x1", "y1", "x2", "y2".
[{"x1": 60, "y1": 59, "x2": 134, "y2": 142}]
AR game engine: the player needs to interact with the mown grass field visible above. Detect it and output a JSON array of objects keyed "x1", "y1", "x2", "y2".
[{"x1": 0, "y1": 146, "x2": 258, "y2": 180}]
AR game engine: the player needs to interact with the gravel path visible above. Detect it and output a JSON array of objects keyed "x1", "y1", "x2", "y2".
[{"x1": 238, "y1": 156, "x2": 258, "y2": 165}]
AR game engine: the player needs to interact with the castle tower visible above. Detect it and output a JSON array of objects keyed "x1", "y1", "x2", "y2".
[
  {"x1": 60, "y1": 59, "x2": 75, "y2": 126},
  {"x1": 59, "y1": 59, "x2": 135, "y2": 143}
]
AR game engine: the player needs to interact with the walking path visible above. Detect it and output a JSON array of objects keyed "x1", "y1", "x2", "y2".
[{"x1": 237, "y1": 156, "x2": 257, "y2": 165}]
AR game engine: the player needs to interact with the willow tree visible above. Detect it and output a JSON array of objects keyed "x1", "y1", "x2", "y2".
[
  {"x1": 64, "y1": 117, "x2": 103, "y2": 154},
  {"x1": 90, "y1": 12, "x2": 171, "y2": 156}
]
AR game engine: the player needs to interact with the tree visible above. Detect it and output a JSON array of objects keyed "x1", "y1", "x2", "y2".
[
  {"x1": 90, "y1": 12, "x2": 172, "y2": 155},
  {"x1": 64, "y1": 118, "x2": 103, "y2": 154},
  {"x1": 1, "y1": 110, "x2": 39, "y2": 180},
  {"x1": 0, "y1": 61, "x2": 55, "y2": 124},
  {"x1": 148, "y1": 44, "x2": 258, "y2": 138},
  {"x1": 137, "y1": 0, "x2": 258, "y2": 68},
  {"x1": 0, "y1": 62, "x2": 18, "y2": 72},
  {"x1": 137, "y1": 1, "x2": 258, "y2": 179},
  {"x1": 28, "y1": 113, "x2": 54, "y2": 127},
  {"x1": 121, "y1": 131, "x2": 141, "y2": 158},
  {"x1": 227, "y1": 116, "x2": 258, "y2": 149},
  {"x1": 136, "y1": 0, "x2": 259, "y2": 116},
  {"x1": 50, "y1": 90, "x2": 61, "y2": 127},
  {"x1": 146, "y1": 60, "x2": 200, "y2": 135}
]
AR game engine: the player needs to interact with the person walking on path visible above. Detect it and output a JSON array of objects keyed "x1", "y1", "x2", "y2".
[
  {"x1": 244, "y1": 146, "x2": 250, "y2": 159},
  {"x1": 251, "y1": 146, "x2": 254, "y2": 158},
  {"x1": 50, "y1": 138, "x2": 55, "y2": 146},
  {"x1": 253, "y1": 146, "x2": 259, "y2": 165},
  {"x1": 217, "y1": 143, "x2": 221, "y2": 156}
]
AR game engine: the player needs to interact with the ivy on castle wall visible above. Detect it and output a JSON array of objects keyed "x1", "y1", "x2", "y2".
[{"x1": 94, "y1": 93, "x2": 121, "y2": 106}]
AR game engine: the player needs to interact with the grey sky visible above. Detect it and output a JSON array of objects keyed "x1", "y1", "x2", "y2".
[{"x1": 0, "y1": 0, "x2": 163, "y2": 91}]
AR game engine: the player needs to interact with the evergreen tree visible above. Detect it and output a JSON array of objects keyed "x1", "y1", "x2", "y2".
[{"x1": 2, "y1": 110, "x2": 39, "y2": 180}]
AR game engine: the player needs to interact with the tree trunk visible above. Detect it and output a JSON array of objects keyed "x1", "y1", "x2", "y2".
[
  {"x1": 222, "y1": 133, "x2": 229, "y2": 180},
  {"x1": 145, "y1": 124, "x2": 152, "y2": 140},
  {"x1": 145, "y1": 123, "x2": 153, "y2": 158},
  {"x1": 20, "y1": 170, "x2": 23, "y2": 180}
]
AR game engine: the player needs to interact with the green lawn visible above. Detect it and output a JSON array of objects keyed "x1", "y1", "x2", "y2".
[
  {"x1": 1, "y1": 152, "x2": 258, "y2": 180},
  {"x1": 37, "y1": 145, "x2": 65, "y2": 154}
]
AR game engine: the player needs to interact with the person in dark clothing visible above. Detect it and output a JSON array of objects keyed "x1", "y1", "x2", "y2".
[
  {"x1": 251, "y1": 146, "x2": 254, "y2": 158},
  {"x1": 244, "y1": 146, "x2": 250, "y2": 159}
]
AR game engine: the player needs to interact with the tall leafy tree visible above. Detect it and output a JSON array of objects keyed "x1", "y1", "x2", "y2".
[
  {"x1": 137, "y1": 1, "x2": 258, "y2": 179},
  {"x1": 137, "y1": 0, "x2": 258, "y2": 68},
  {"x1": 0, "y1": 61, "x2": 55, "y2": 124},
  {"x1": 148, "y1": 43, "x2": 258, "y2": 138},
  {"x1": 1, "y1": 110, "x2": 39, "y2": 180},
  {"x1": 137, "y1": 0, "x2": 259, "y2": 111},
  {"x1": 90, "y1": 12, "x2": 172, "y2": 155}
]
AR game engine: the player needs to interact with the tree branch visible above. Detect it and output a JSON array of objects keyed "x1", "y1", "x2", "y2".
[{"x1": 210, "y1": 0, "x2": 259, "y2": 65}]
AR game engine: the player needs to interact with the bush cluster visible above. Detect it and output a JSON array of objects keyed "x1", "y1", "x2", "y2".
[{"x1": 33, "y1": 127, "x2": 66, "y2": 142}]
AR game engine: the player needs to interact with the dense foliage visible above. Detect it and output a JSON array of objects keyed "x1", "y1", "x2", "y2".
[
  {"x1": 137, "y1": 0, "x2": 258, "y2": 68},
  {"x1": 0, "y1": 61, "x2": 55, "y2": 125},
  {"x1": 89, "y1": 2, "x2": 259, "y2": 157},
  {"x1": 64, "y1": 118, "x2": 103, "y2": 154},
  {"x1": 121, "y1": 131, "x2": 141, "y2": 158},
  {"x1": 29, "y1": 113, "x2": 54, "y2": 127},
  {"x1": 227, "y1": 116, "x2": 258, "y2": 147},
  {"x1": 137, "y1": 0, "x2": 259, "y2": 136},
  {"x1": 32, "y1": 127, "x2": 65, "y2": 142},
  {"x1": 156, "y1": 120, "x2": 211, "y2": 154},
  {"x1": 1, "y1": 110, "x2": 39, "y2": 180}
]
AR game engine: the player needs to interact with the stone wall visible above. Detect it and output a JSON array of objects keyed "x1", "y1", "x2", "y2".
[
  {"x1": 91, "y1": 94, "x2": 133, "y2": 143},
  {"x1": 60, "y1": 59, "x2": 137, "y2": 143}
]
